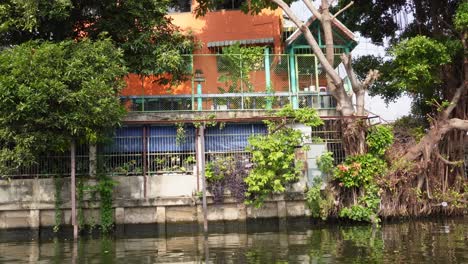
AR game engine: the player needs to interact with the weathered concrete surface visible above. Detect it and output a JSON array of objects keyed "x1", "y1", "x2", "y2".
[{"x1": 0, "y1": 176, "x2": 308, "y2": 229}]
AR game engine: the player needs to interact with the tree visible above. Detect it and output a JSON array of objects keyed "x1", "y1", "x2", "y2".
[
  {"x1": 0, "y1": 38, "x2": 127, "y2": 177},
  {"x1": 196, "y1": 0, "x2": 468, "y2": 215},
  {"x1": 196, "y1": 0, "x2": 380, "y2": 155},
  {"x1": 341, "y1": 1, "x2": 467, "y2": 196},
  {"x1": 0, "y1": 0, "x2": 194, "y2": 83}
]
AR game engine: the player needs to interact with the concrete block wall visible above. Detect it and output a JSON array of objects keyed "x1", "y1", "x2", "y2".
[{"x1": 0, "y1": 176, "x2": 309, "y2": 230}]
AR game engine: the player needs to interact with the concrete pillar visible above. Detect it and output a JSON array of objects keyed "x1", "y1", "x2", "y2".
[
  {"x1": 237, "y1": 203, "x2": 247, "y2": 233},
  {"x1": 156, "y1": 206, "x2": 166, "y2": 237},
  {"x1": 29, "y1": 209, "x2": 40, "y2": 240},
  {"x1": 115, "y1": 207, "x2": 125, "y2": 235},
  {"x1": 89, "y1": 144, "x2": 97, "y2": 178},
  {"x1": 29, "y1": 209, "x2": 40, "y2": 229},
  {"x1": 277, "y1": 200, "x2": 288, "y2": 233},
  {"x1": 115, "y1": 207, "x2": 125, "y2": 224},
  {"x1": 277, "y1": 200, "x2": 287, "y2": 218}
]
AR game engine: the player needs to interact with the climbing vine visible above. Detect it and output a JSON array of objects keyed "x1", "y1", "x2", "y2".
[
  {"x1": 245, "y1": 106, "x2": 323, "y2": 207},
  {"x1": 335, "y1": 125, "x2": 394, "y2": 224},
  {"x1": 205, "y1": 155, "x2": 249, "y2": 203},
  {"x1": 96, "y1": 175, "x2": 116, "y2": 233},
  {"x1": 306, "y1": 152, "x2": 335, "y2": 220}
]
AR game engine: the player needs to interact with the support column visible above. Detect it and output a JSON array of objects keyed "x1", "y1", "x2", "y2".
[
  {"x1": 115, "y1": 207, "x2": 125, "y2": 234},
  {"x1": 264, "y1": 47, "x2": 272, "y2": 110},
  {"x1": 196, "y1": 126, "x2": 208, "y2": 233},
  {"x1": 156, "y1": 206, "x2": 166, "y2": 237},
  {"x1": 89, "y1": 144, "x2": 97, "y2": 178},
  {"x1": 277, "y1": 200, "x2": 288, "y2": 233},
  {"x1": 289, "y1": 49, "x2": 299, "y2": 109},
  {"x1": 197, "y1": 83, "x2": 203, "y2": 111},
  {"x1": 70, "y1": 140, "x2": 78, "y2": 239}
]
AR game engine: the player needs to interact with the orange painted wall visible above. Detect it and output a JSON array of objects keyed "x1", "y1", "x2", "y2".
[{"x1": 121, "y1": 4, "x2": 285, "y2": 96}]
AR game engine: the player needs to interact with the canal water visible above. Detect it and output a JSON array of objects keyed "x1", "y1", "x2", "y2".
[{"x1": 0, "y1": 217, "x2": 466, "y2": 263}]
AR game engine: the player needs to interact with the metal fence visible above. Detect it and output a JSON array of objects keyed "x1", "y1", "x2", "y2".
[
  {"x1": 311, "y1": 119, "x2": 346, "y2": 165},
  {"x1": 122, "y1": 54, "x2": 345, "y2": 112},
  {"x1": 3, "y1": 124, "x2": 268, "y2": 178}
]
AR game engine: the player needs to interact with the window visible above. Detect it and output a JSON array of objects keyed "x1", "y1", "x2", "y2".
[
  {"x1": 215, "y1": 0, "x2": 245, "y2": 10},
  {"x1": 168, "y1": 0, "x2": 191, "y2": 13}
]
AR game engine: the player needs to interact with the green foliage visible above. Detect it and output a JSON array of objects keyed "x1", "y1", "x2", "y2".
[
  {"x1": 306, "y1": 178, "x2": 334, "y2": 220},
  {"x1": 96, "y1": 176, "x2": 116, "y2": 233},
  {"x1": 0, "y1": 38, "x2": 126, "y2": 176},
  {"x1": 366, "y1": 125, "x2": 394, "y2": 157},
  {"x1": 77, "y1": 176, "x2": 117, "y2": 233},
  {"x1": 175, "y1": 123, "x2": 186, "y2": 146},
  {"x1": 334, "y1": 154, "x2": 386, "y2": 189},
  {"x1": 391, "y1": 36, "x2": 451, "y2": 93},
  {"x1": 205, "y1": 159, "x2": 227, "y2": 183},
  {"x1": 217, "y1": 43, "x2": 264, "y2": 94},
  {"x1": 316, "y1": 152, "x2": 334, "y2": 175},
  {"x1": 454, "y1": 2, "x2": 468, "y2": 31},
  {"x1": 339, "y1": 205, "x2": 379, "y2": 224},
  {"x1": 0, "y1": 0, "x2": 194, "y2": 82},
  {"x1": 276, "y1": 105, "x2": 324, "y2": 127},
  {"x1": 392, "y1": 115, "x2": 427, "y2": 142},
  {"x1": 334, "y1": 149, "x2": 386, "y2": 224},
  {"x1": 245, "y1": 107, "x2": 323, "y2": 207},
  {"x1": 245, "y1": 127, "x2": 302, "y2": 207},
  {"x1": 194, "y1": 0, "x2": 295, "y2": 17}
]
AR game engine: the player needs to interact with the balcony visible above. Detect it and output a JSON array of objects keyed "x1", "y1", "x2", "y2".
[{"x1": 121, "y1": 54, "x2": 347, "y2": 113}]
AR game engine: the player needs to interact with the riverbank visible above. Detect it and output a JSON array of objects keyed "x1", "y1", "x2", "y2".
[
  {"x1": 0, "y1": 176, "x2": 308, "y2": 231},
  {"x1": 0, "y1": 217, "x2": 466, "y2": 263}
]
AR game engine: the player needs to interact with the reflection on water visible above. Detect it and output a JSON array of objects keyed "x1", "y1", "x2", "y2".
[{"x1": 0, "y1": 218, "x2": 467, "y2": 263}]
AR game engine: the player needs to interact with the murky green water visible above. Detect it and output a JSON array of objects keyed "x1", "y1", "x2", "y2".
[{"x1": 0, "y1": 218, "x2": 467, "y2": 263}]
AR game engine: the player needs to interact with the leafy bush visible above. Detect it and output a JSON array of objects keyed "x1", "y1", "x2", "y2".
[
  {"x1": 339, "y1": 205, "x2": 379, "y2": 223},
  {"x1": 205, "y1": 155, "x2": 249, "y2": 203},
  {"x1": 306, "y1": 178, "x2": 334, "y2": 220},
  {"x1": 317, "y1": 152, "x2": 334, "y2": 176},
  {"x1": 245, "y1": 127, "x2": 302, "y2": 207},
  {"x1": 334, "y1": 154, "x2": 387, "y2": 188},
  {"x1": 366, "y1": 125, "x2": 394, "y2": 156}
]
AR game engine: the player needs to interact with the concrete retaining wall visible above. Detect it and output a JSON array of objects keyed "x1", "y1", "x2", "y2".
[{"x1": 0, "y1": 176, "x2": 309, "y2": 230}]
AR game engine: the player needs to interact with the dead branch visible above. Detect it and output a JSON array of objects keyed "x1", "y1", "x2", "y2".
[{"x1": 435, "y1": 150, "x2": 464, "y2": 166}]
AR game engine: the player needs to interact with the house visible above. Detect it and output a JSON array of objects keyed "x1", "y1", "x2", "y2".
[
  {"x1": 0, "y1": 1, "x2": 360, "y2": 230},
  {"x1": 121, "y1": 0, "x2": 357, "y2": 113}
]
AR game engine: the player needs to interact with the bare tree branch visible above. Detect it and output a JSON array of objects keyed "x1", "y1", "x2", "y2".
[
  {"x1": 341, "y1": 53, "x2": 361, "y2": 92},
  {"x1": 362, "y1": 70, "x2": 380, "y2": 88},
  {"x1": 448, "y1": 118, "x2": 468, "y2": 130},
  {"x1": 442, "y1": 84, "x2": 467, "y2": 119},
  {"x1": 435, "y1": 150, "x2": 464, "y2": 166},
  {"x1": 270, "y1": 0, "x2": 342, "y2": 87},
  {"x1": 332, "y1": 1, "x2": 354, "y2": 19}
]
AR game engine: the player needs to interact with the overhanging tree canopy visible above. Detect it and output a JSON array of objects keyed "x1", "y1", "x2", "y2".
[{"x1": 0, "y1": 38, "x2": 127, "y2": 176}]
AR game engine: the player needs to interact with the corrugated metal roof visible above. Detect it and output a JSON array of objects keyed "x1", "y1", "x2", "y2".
[{"x1": 207, "y1": 37, "x2": 274, "y2": 48}]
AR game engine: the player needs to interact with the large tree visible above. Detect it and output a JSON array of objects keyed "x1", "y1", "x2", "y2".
[
  {"x1": 196, "y1": 0, "x2": 468, "y2": 212},
  {"x1": 0, "y1": 38, "x2": 127, "y2": 176},
  {"x1": 0, "y1": 0, "x2": 194, "y2": 80},
  {"x1": 196, "y1": 0, "x2": 380, "y2": 155}
]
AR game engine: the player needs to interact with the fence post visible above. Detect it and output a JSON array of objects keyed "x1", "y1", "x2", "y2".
[
  {"x1": 289, "y1": 49, "x2": 299, "y2": 109},
  {"x1": 264, "y1": 48, "x2": 272, "y2": 110},
  {"x1": 89, "y1": 144, "x2": 97, "y2": 178},
  {"x1": 240, "y1": 54, "x2": 244, "y2": 110},
  {"x1": 196, "y1": 126, "x2": 208, "y2": 233},
  {"x1": 70, "y1": 140, "x2": 78, "y2": 240},
  {"x1": 191, "y1": 55, "x2": 195, "y2": 111},
  {"x1": 197, "y1": 83, "x2": 203, "y2": 111},
  {"x1": 143, "y1": 126, "x2": 148, "y2": 199}
]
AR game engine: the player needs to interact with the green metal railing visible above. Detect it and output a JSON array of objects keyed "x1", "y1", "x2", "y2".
[
  {"x1": 123, "y1": 91, "x2": 336, "y2": 112},
  {"x1": 121, "y1": 53, "x2": 346, "y2": 112}
]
